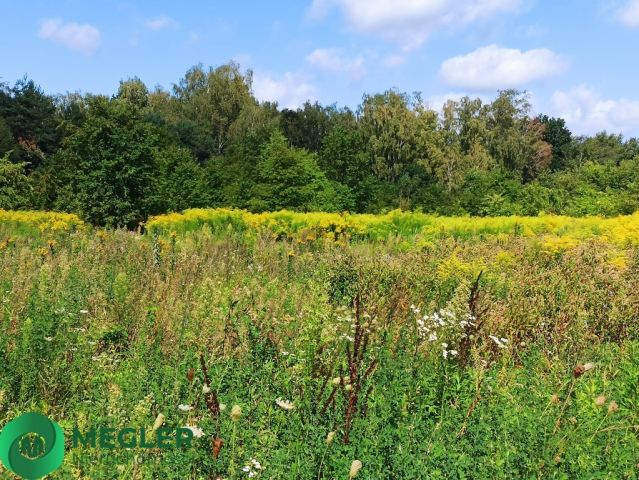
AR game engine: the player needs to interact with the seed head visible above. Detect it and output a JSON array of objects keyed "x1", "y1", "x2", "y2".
[
  {"x1": 608, "y1": 401, "x2": 619, "y2": 413},
  {"x1": 152, "y1": 413, "x2": 165, "y2": 432},
  {"x1": 212, "y1": 438, "x2": 224, "y2": 459},
  {"x1": 349, "y1": 460, "x2": 362, "y2": 479},
  {"x1": 231, "y1": 404, "x2": 242, "y2": 421}
]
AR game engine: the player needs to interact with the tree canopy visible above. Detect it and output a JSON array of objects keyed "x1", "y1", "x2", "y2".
[{"x1": 1, "y1": 65, "x2": 638, "y2": 226}]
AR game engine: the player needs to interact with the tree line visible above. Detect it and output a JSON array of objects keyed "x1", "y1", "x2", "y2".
[{"x1": 1, "y1": 62, "x2": 638, "y2": 227}]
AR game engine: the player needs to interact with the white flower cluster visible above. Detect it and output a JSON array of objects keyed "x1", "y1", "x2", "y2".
[
  {"x1": 488, "y1": 335, "x2": 509, "y2": 349},
  {"x1": 242, "y1": 458, "x2": 263, "y2": 477},
  {"x1": 410, "y1": 305, "x2": 473, "y2": 359},
  {"x1": 409, "y1": 304, "x2": 509, "y2": 359}
]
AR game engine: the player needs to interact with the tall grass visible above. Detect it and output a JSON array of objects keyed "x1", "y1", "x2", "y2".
[{"x1": 0, "y1": 211, "x2": 637, "y2": 478}]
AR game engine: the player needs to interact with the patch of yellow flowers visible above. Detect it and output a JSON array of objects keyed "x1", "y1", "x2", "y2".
[
  {"x1": 147, "y1": 208, "x2": 639, "y2": 249},
  {"x1": 0, "y1": 209, "x2": 84, "y2": 233}
]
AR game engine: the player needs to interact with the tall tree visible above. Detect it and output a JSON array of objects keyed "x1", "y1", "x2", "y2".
[
  {"x1": 0, "y1": 78, "x2": 60, "y2": 168},
  {"x1": 117, "y1": 77, "x2": 149, "y2": 109},
  {"x1": 47, "y1": 97, "x2": 160, "y2": 227},
  {"x1": 249, "y1": 131, "x2": 341, "y2": 212},
  {"x1": 173, "y1": 63, "x2": 255, "y2": 156},
  {"x1": 487, "y1": 90, "x2": 552, "y2": 181},
  {"x1": 280, "y1": 102, "x2": 354, "y2": 152},
  {"x1": 359, "y1": 90, "x2": 439, "y2": 183},
  {"x1": 154, "y1": 146, "x2": 209, "y2": 212},
  {"x1": 537, "y1": 115, "x2": 573, "y2": 171},
  {"x1": 0, "y1": 153, "x2": 31, "y2": 209}
]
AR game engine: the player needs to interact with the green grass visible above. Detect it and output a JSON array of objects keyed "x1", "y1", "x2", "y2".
[{"x1": 0, "y1": 225, "x2": 638, "y2": 479}]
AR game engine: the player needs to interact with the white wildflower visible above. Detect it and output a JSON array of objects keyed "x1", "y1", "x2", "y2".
[
  {"x1": 178, "y1": 404, "x2": 193, "y2": 412},
  {"x1": 489, "y1": 335, "x2": 508, "y2": 349},
  {"x1": 242, "y1": 458, "x2": 263, "y2": 477},
  {"x1": 185, "y1": 424, "x2": 205, "y2": 438},
  {"x1": 275, "y1": 398, "x2": 295, "y2": 411}
]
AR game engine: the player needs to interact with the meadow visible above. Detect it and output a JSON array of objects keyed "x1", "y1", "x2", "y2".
[{"x1": 0, "y1": 209, "x2": 638, "y2": 479}]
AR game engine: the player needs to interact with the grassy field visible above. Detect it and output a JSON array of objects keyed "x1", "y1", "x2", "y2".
[{"x1": 0, "y1": 209, "x2": 638, "y2": 479}]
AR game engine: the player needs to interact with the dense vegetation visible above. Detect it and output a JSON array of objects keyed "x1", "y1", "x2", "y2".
[
  {"x1": 0, "y1": 212, "x2": 637, "y2": 478},
  {"x1": 2, "y1": 64, "x2": 639, "y2": 227}
]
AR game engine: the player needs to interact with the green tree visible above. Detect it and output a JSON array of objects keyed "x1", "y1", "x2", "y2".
[
  {"x1": 280, "y1": 102, "x2": 354, "y2": 152},
  {"x1": 117, "y1": 77, "x2": 149, "y2": 109},
  {"x1": 487, "y1": 90, "x2": 552, "y2": 181},
  {"x1": 154, "y1": 146, "x2": 209, "y2": 212},
  {"x1": 173, "y1": 63, "x2": 255, "y2": 155},
  {"x1": 0, "y1": 78, "x2": 60, "y2": 168},
  {"x1": 537, "y1": 115, "x2": 572, "y2": 171},
  {"x1": 0, "y1": 153, "x2": 31, "y2": 209},
  {"x1": 359, "y1": 90, "x2": 439, "y2": 181},
  {"x1": 48, "y1": 97, "x2": 160, "y2": 227},
  {"x1": 0, "y1": 117, "x2": 15, "y2": 156},
  {"x1": 249, "y1": 131, "x2": 341, "y2": 212},
  {"x1": 319, "y1": 126, "x2": 372, "y2": 211}
]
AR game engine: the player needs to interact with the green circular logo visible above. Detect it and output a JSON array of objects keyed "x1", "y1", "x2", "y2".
[{"x1": 0, "y1": 412, "x2": 65, "y2": 479}]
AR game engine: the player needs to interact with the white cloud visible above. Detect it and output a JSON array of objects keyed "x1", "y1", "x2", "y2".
[
  {"x1": 145, "y1": 15, "x2": 179, "y2": 31},
  {"x1": 440, "y1": 45, "x2": 566, "y2": 90},
  {"x1": 616, "y1": 0, "x2": 639, "y2": 27},
  {"x1": 38, "y1": 19, "x2": 100, "y2": 55},
  {"x1": 309, "y1": 0, "x2": 522, "y2": 50},
  {"x1": 305, "y1": 48, "x2": 366, "y2": 80},
  {"x1": 552, "y1": 85, "x2": 639, "y2": 136},
  {"x1": 253, "y1": 72, "x2": 317, "y2": 109}
]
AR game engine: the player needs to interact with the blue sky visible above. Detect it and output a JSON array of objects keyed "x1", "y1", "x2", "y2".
[{"x1": 2, "y1": 0, "x2": 639, "y2": 136}]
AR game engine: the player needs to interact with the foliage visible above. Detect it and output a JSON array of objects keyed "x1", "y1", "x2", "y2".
[
  {"x1": 0, "y1": 216, "x2": 638, "y2": 478},
  {"x1": 0, "y1": 153, "x2": 32, "y2": 209},
  {"x1": 248, "y1": 131, "x2": 343, "y2": 212},
  {"x1": 1, "y1": 71, "x2": 639, "y2": 225},
  {"x1": 46, "y1": 97, "x2": 161, "y2": 228}
]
